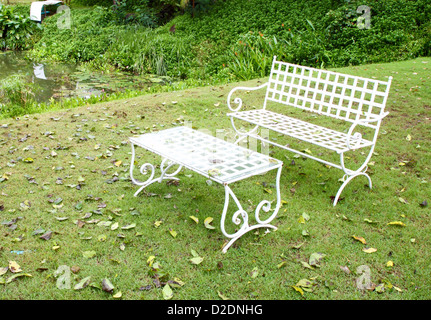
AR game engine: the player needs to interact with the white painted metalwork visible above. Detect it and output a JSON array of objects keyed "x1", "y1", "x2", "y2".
[
  {"x1": 129, "y1": 126, "x2": 283, "y2": 253},
  {"x1": 227, "y1": 56, "x2": 392, "y2": 206}
]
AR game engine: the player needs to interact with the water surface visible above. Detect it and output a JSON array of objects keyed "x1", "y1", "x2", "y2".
[{"x1": 0, "y1": 51, "x2": 167, "y2": 103}]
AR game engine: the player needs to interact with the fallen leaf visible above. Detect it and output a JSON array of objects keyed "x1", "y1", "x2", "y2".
[
  {"x1": 250, "y1": 267, "x2": 259, "y2": 278},
  {"x1": 362, "y1": 247, "x2": 377, "y2": 253},
  {"x1": 74, "y1": 276, "x2": 91, "y2": 290},
  {"x1": 189, "y1": 216, "x2": 199, "y2": 224},
  {"x1": 82, "y1": 251, "x2": 96, "y2": 259},
  {"x1": 217, "y1": 291, "x2": 229, "y2": 300},
  {"x1": 300, "y1": 261, "x2": 314, "y2": 269},
  {"x1": 340, "y1": 266, "x2": 351, "y2": 274},
  {"x1": 9, "y1": 261, "x2": 22, "y2": 273},
  {"x1": 154, "y1": 220, "x2": 163, "y2": 228},
  {"x1": 162, "y1": 284, "x2": 173, "y2": 300},
  {"x1": 190, "y1": 257, "x2": 204, "y2": 265},
  {"x1": 39, "y1": 231, "x2": 53, "y2": 240},
  {"x1": 398, "y1": 197, "x2": 408, "y2": 204},
  {"x1": 387, "y1": 221, "x2": 406, "y2": 227},
  {"x1": 352, "y1": 235, "x2": 367, "y2": 244},
  {"x1": 204, "y1": 217, "x2": 215, "y2": 229},
  {"x1": 291, "y1": 285, "x2": 304, "y2": 296},
  {"x1": 6, "y1": 273, "x2": 32, "y2": 283},
  {"x1": 0, "y1": 267, "x2": 8, "y2": 276},
  {"x1": 121, "y1": 223, "x2": 136, "y2": 230},
  {"x1": 169, "y1": 228, "x2": 177, "y2": 238},
  {"x1": 102, "y1": 278, "x2": 115, "y2": 293},
  {"x1": 309, "y1": 252, "x2": 325, "y2": 267}
]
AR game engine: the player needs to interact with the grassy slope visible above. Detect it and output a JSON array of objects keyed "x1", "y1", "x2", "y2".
[{"x1": 0, "y1": 57, "x2": 430, "y2": 300}]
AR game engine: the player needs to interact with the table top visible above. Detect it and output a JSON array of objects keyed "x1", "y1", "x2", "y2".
[{"x1": 129, "y1": 126, "x2": 282, "y2": 184}]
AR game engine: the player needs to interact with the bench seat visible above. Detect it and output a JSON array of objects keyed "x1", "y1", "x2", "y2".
[{"x1": 228, "y1": 109, "x2": 374, "y2": 154}]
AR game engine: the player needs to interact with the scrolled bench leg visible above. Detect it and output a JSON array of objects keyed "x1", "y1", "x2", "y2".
[
  {"x1": 334, "y1": 150, "x2": 373, "y2": 206},
  {"x1": 333, "y1": 172, "x2": 372, "y2": 206}
]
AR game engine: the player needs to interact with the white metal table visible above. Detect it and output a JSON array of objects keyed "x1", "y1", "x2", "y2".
[{"x1": 129, "y1": 126, "x2": 283, "y2": 253}]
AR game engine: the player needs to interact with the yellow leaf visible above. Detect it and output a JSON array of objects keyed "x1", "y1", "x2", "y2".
[
  {"x1": 204, "y1": 217, "x2": 215, "y2": 230},
  {"x1": 147, "y1": 255, "x2": 155, "y2": 267},
  {"x1": 114, "y1": 160, "x2": 122, "y2": 167},
  {"x1": 154, "y1": 220, "x2": 163, "y2": 228},
  {"x1": 362, "y1": 247, "x2": 377, "y2": 253},
  {"x1": 406, "y1": 134, "x2": 411, "y2": 141},
  {"x1": 9, "y1": 261, "x2": 22, "y2": 273},
  {"x1": 189, "y1": 216, "x2": 199, "y2": 224},
  {"x1": 291, "y1": 285, "x2": 304, "y2": 296},
  {"x1": 264, "y1": 188, "x2": 272, "y2": 194},
  {"x1": 387, "y1": 221, "x2": 406, "y2": 227},
  {"x1": 169, "y1": 228, "x2": 177, "y2": 238},
  {"x1": 352, "y1": 235, "x2": 367, "y2": 244},
  {"x1": 113, "y1": 291, "x2": 122, "y2": 299},
  {"x1": 217, "y1": 291, "x2": 229, "y2": 300},
  {"x1": 398, "y1": 197, "x2": 408, "y2": 204},
  {"x1": 386, "y1": 261, "x2": 394, "y2": 267}
]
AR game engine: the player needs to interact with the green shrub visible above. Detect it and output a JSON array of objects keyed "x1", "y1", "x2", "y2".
[
  {"x1": 0, "y1": 4, "x2": 42, "y2": 50},
  {"x1": 103, "y1": 26, "x2": 194, "y2": 77},
  {"x1": 72, "y1": 0, "x2": 112, "y2": 7},
  {"x1": 0, "y1": 74, "x2": 39, "y2": 117},
  {"x1": 29, "y1": 7, "x2": 116, "y2": 62},
  {"x1": 225, "y1": 32, "x2": 288, "y2": 80},
  {"x1": 27, "y1": 0, "x2": 431, "y2": 82}
]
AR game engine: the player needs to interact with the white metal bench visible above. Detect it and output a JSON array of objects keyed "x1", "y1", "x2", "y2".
[{"x1": 227, "y1": 56, "x2": 392, "y2": 206}]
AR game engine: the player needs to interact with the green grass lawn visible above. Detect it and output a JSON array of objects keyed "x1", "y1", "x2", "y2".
[{"x1": 0, "y1": 57, "x2": 430, "y2": 300}]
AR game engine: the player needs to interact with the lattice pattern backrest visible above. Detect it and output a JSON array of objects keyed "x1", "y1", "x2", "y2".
[{"x1": 265, "y1": 58, "x2": 392, "y2": 128}]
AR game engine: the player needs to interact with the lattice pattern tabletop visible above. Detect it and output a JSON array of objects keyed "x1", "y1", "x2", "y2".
[{"x1": 129, "y1": 126, "x2": 282, "y2": 185}]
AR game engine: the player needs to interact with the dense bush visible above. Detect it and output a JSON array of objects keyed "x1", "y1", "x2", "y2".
[
  {"x1": 0, "y1": 4, "x2": 42, "y2": 50},
  {"x1": 73, "y1": 0, "x2": 112, "y2": 6},
  {"x1": 29, "y1": 7, "x2": 116, "y2": 61},
  {"x1": 28, "y1": 0, "x2": 431, "y2": 81},
  {"x1": 102, "y1": 26, "x2": 195, "y2": 77},
  {"x1": 321, "y1": 0, "x2": 431, "y2": 65}
]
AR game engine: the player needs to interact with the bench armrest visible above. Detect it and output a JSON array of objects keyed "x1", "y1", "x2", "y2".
[
  {"x1": 356, "y1": 111, "x2": 390, "y2": 125},
  {"x1": 345, "y1": 111, "x2": 389, "y2": 150},
  {"x1": 227, "y1": 82, "x2": 269, "y2": 112}
]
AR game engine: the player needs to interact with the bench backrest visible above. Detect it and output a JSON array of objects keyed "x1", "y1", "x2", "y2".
[{"x1": 265, "y1": 57, "x2": 392, "y2": 129}]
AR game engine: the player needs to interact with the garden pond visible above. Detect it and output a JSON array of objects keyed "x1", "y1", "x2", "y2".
[{"x1": 0, "y1": 50, "x2": 169, "y2": 103}]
